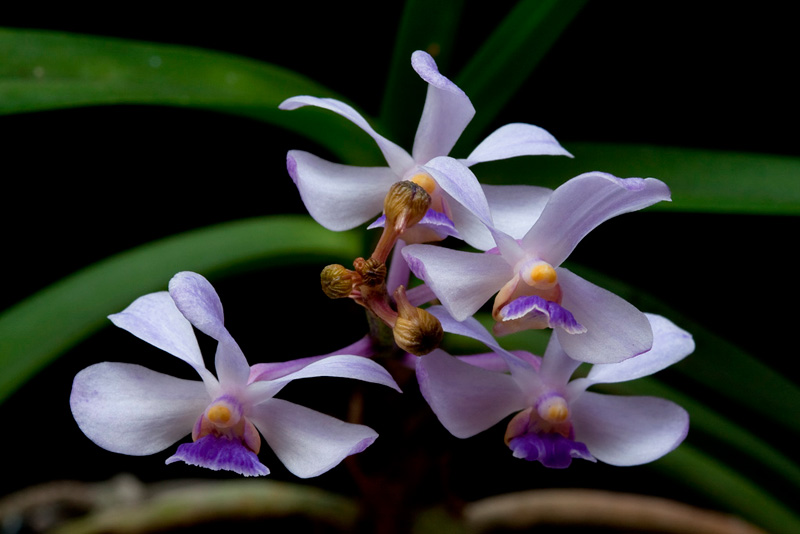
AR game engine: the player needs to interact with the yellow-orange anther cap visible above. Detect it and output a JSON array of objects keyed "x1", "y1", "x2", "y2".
[{"x1": 526, "y1": 262, "x2": 558, "y2": 290}]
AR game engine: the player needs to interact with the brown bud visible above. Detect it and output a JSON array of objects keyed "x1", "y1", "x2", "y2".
[
  {"x1": 393, "y1": 307, "x2": 444, "y2": 356},
  {"x1": 354, "y1": 257, "x2": 386, "y2": 287},
  {"x1": 392, "y1": 285, "x2": 443, "y2": 356},
  {"x1": 383, "y1": 180, "x2": 431, "y2": 233},
  {"x1": 320, "y1": 264, "x2": 359, "y2": 299}
]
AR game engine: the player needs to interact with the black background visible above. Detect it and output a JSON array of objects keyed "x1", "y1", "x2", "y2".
[{"x1": 1, "y1": 1, "x2": 797, "y2": 531}]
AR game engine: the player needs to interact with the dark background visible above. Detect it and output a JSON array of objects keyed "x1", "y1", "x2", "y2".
[{"x1": 1, "y1": 1, "x2": 797, "y2": 529}]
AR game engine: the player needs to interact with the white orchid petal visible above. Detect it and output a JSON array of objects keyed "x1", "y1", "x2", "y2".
[
  {"x1": 571, "y1": 392, "x2": 689, "y2": 466},
  {"x1": 586, "y1": 314, "x2": 695, "y2": 384},
  {"x1": 522, "y1": 172, "x2": 671, "y2": 266},
  {"x1": 280, "y1": 95, "x2": 414, "y2": 173},
  {"x1": 287, "y1": 150, "x2": 398, "y2": 231},
  {"x1": 417, "y1": 350, "x2": 526, "y2": 438},
  {"x1": 402, "y1": 244, "x2": 511, "y2": 321},
  {"x1": 70, "y1": 362, "x2": 209, "y2": 456},
  {"x1": 463, "y1": 123, "x2": 573, "y2": 166},
  {"x1": 169, "y1": 272, "x2": 251, "y2": 388},
  {"x1": 108, "y1": 291, "x2": 205, "y2": 372},
  {"x1": 244, "y1": 355, "x2": 400, "y2": 406},
  {"x1": 556, "y1": 269, "x2": 653, "y2": 364},
  {"x1": 411, "y1": 51, "x2": 475, "y2": 163},
  {"x1": 250, "y1": 398, "x2": 378, "y2": 478}
]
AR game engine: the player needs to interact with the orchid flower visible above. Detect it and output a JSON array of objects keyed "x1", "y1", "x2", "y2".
[
  {"x1": 280, "y1": 50, "x2": 569, "y2": 249},
  {"x1": 70, "y1": 272, "x2": 400, "y2": 478},
  {"x1": 402, "y1": 171, "x2": 671, "y2": 364},
  {"x1": 416, "y1": 309, "x2": 693, "y2": 468}
]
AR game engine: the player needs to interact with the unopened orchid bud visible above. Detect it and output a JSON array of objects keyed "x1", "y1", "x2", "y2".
[
  {"x1": 383, "y1": 180, "x2": 431, "y2": 233},
  {"x1": 321, "y1": 264, "x2": 359, "y2": 299},
  {"x1": 392, "y1": 286, "x2": 443, "y2": 356},
  {"x1": 354, "y1": 257, "x2": 387, "y2": 287}
]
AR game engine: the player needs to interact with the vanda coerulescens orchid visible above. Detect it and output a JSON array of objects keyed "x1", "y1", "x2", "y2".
[
  {"x1": 70, "y1": 272, "x2": 400, "y2": 478},
  {"x1": 402, "y1": 171, "x2": 671, "y2": 364},
  {"x1": 416, "y1": 308, "x2": 693, "y2": 468},
  {"x1": 280, "y1": 50, "x2": 570, "y2": 250}
]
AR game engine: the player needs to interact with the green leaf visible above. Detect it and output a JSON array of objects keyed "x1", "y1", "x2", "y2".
[
  {"x1": 453, "y1": 0, "x2": 588, "y2": 152},
  {"x1": 652, "y1": 445, "x2": 800, "y2": 534},
  {"x1": 0, "y1": 27, "x2": 381, "y2": 165},
  {"x1": 379, "y1": 0, "x2": 465, "y2": 146},
  {"x1": 0, "y1": 215, "x2": 363, "y2": 405},
  {"x1": 472, "y1": 142, "x2": 800, "y2": 214}
]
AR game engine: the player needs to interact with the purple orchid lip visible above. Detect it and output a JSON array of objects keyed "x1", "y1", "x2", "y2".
[
  {"x1": 508, "y1": 432, "x2": 595, "y2": 469},
  {"x1": 166, "y1": 434, "x2": 269, "y2": 477},
  {"x1": 498, "y1": 295, "x2": 586, "y2": 334}
]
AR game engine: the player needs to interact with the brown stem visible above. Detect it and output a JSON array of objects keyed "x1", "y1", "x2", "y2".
[{"x1": 463, "y1": 488, "x2": 767, "y2": 534}]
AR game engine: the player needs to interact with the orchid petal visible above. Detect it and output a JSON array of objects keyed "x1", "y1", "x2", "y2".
[
  {"x1": 422, "y1": 156, "x2": 493, "y2": 226},
  {"x1": 287, "y1": 150, "x2": 398, "y2": 231},
  {"x1": 249, "y1": 398, "x2": 377, "y2": 478},
  {"x1": 386, "y1": 240, "x2": 412, "y2": 293},
  {"x1": 405, "y1": 282, "x2": 438, "y2": 307},
  {"x1": 521, "y1": 172, "x2": 671, "y2": 266},
  {"x1": 367, "y1": 209, "x2": 460, "y2": 243},
  {"x1": 402, "y1": 244, "x2": 511, "y2": 321},
  {"x1": 462, "y1": 123, "x2": 573, "y2": 166},
  {"x1": 166, "y1": 434, "x2": 269, "y2": 476},
  {"x1": 445, "y1": 199, "x2": 496, "y2": 251},
  {"x1": 244, "y1": 355, "x2": 401, "y2": 406},
  {"x1": 168, "y1": 271, "x2": 227, "y2": 341},
  {"x1": 428, "y1": 305, "x2": 502, "y2": 353},
  {"x1": 585, "y1": 314, "x2": 695, "y2": 385},
  {"x1": 70, "y1": 362, "x2": 209, "y2": 456},
  {"x1": 571, "y1": 392, "x2": 689, "y2": 466},
  {"x1": 410, "y1": 51, "x2": 475, "y2": 163},
  {"x1": 487, "y1": 226, "x2": 527, "y2": 266},
  {"x1": 428, "y1": 305, "x2": 540, "y2": 388},
  {"x1": 483, "y1": 184, "x2": 553, "y2": 242},
  {"x1": 280, "y1": 95, "x2": 414, "y2": 174},
  {"x1": 556, "y1": 268, "x2": 653, "y2": 364},
  {"x1": 539, "y1": 332, "x2": 584, "y2": 387},
  {"x1": 108, "y1": 291, "x2": 206, "y2": 373},
  {"x1": 248, "y1": 336, "x2": 376, "y2": 383},
  {"x1": 416, "y1": 350, "x2": 526, "y2": 438},
  {"x1": 213, "y1": 338, "x2": 252, "y2": 391},
  {"x1": 169, "y1": 272, "x2": 251, "y2": 388}
]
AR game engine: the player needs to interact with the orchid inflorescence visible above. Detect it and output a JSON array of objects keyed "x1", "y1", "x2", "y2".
[{"x1": 70, "y1": 50, "x2": 693, "y2": 477}]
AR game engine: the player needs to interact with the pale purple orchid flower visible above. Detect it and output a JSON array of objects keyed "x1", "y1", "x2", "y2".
[
  {"x1": 416, "y1": 309, "x2": 693, "y2": 468},
  {"x1": 70, "y1": 272, "x2": 400, "y2": 478},
  {"x1": 280, "y1": 50, "x2": 568, "y2": 250},
  {"x1": 402, "y1": 171, "x2": 671, "y2": 364}
]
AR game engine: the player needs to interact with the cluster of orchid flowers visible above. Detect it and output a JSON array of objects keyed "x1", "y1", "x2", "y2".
[{"x1": 70, "y1": 51, "x2": 693, "y2": 478}]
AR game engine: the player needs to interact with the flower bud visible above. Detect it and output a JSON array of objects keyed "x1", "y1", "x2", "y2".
[
  {"x1": 321, "y1": 264, "x2": 359, "y2": 299},
  {"x1": 383, "y1": 180, "x2": 431, "y2": 233},
  {"x1": 392, "y1": 286, "x2": 443, "y2": 356},
  {"x1": 354, "y1": 257, "x2": 386, "y2": 287}
]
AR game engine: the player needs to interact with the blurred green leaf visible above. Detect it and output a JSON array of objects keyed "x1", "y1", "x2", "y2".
[
  {"x1": 0, "y1": 215, "x2": 362, "y2": 404},
  {"x1": 454, "y1": 0, "x2": 588, "y2": 152},
  {"x1": 379, "y1": 0, "x2": 464, "y2": 145},
  {"x1": 0, "y1": 28, "x2": 382, "y2": 165},
  {"x1": 653, "y1": 444, "x2": 800, "y2": 534},
  {"x1": 473, "y1": 142, "x2": 800, "y2": 214}
]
